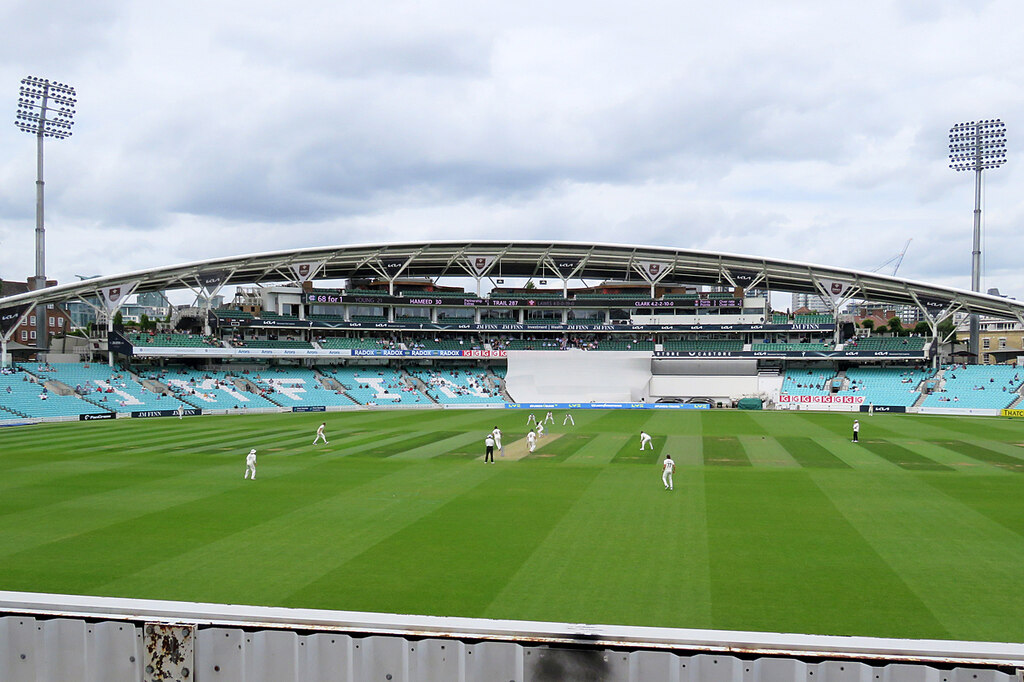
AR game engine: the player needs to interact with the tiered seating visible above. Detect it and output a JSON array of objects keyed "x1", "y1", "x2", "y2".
[
  {"x1": 480, "y1": 316, "x2": 516, "y2": 324},
  {"x1": 662, "y1": 340, "x2": 743, "y2": 352},
  {"x1": 576, "y1": 292, "x2": 650, "y2": 300},
  {"x1": 505, "y1": 339, "x2": 564, "y2": 350},
  {"x1": 319, "y1": 337, "x2": 398, "y2": 350},
  {"x1": 753, "y1": 343, "x2": 832, "y2": 352},
  {"x1": 351, "y1": 315, "x2": 388, "y2": 323},
  {"x1": 400, "y1": 290, "x2": 468, "y2": 298},
  {"x1": 153, "y1": 367, "x2": 279, "y2": 410},
  {"x1": 922, "y1": 365, "x2": 1024, "y2": 410},
  {"x1": 524, "y1": 318, "x2": 560, "y2": 326},
  {"x1": 234, "y1": 339, "x2": 313, "y2": 349},
  {"x1": 20, "y1": 362, "x2": 185, "y2": 414},
  {"x1": 848, "y1": 336, "x2": 927, "y2": 351},
  {"x1": 835, "y1": 367, "x2": 934, "y2": 407},
  {"x1": 216, "y1": 310, "x2": 254, "y2": 320},
  {"x1": 395, "y1": 315, "x2": 431, "y2": 324},
  {"x1": 491, "y1": 291, "x2": 563, "y2": 299},
  {"x1": 662, "y1": 294, "x2": 699, "y2": 301},
  {"x1": 406, "y1": 367, "x2": 505, "y2": 405},
  {"x1": 344, "y1": 289, "x2": 388, "y2": 296},
  {"x1": 127, "y1": 332, "x2": 214, "y2": 348},
  {"x1": 407, "y1": 338, "x2": 480, "y2": 351},
  {"x1": 772, "y1": 314, "x2": 790, "y2": 324},
  {"x1": 0, "y1": 370, "x2": 101, "y2": 418},
  {"x1": 794, "y1": 314, "x2": 834, "y2": 324},
  {"x1": 310, "y1": 314, "x2": 347, "y2": 323},
  {"x1": 244, "y1": 368, "x2": 356, "y2": 407},
  {"x1": 781, "y1": 370, "x2": 837, "y2": 396},
  {"x1": 322, "y1": 367, "x2": 430, "y2": 406},
  {"x1": 595, "y1": 340, "x2": 655, "y2": 351}
]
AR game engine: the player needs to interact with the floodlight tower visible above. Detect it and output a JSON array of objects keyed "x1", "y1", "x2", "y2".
[
  {"x1": 948, "y1": 119, "x2": 1007, "y2": 362},
  {"x1": 14, "y1": 76, "x2": 76, "y2": 350}
]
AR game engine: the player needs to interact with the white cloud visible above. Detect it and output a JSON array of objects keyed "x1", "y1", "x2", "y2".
[{"x1": 0, "y1": 0, "x2": 1022, "y2": 303}]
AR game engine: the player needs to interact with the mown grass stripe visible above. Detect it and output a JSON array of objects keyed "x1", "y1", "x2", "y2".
[
  {"x1": 284, "y1": 465, "x2": 602, "y2": 617},
  {"x1": 702, "y1": 435, "x2": 750, "y2": 466},
  {"x1": 776, "y1": 437, "x2": 852, "y2": 469},
  {"x1": 860, "y1": 441, "x2": 954, "y2": 472},
  {"x1": 0, "y1": 457, "x2": 403, "y2": 594},
  {"x1": 523, "y1": 433, "x2": 595, "y2": 462},
  {"x1": 930, "y1": 440, "x2": 1024, "y2": 473},
  {"x1": 612, "y1": 436, "x2": 664, "y2": 464}
]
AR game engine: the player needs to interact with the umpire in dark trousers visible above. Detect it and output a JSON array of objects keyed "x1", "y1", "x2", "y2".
[{"x1": 484, "y1": 434, "x2": 495, "y2": 463}]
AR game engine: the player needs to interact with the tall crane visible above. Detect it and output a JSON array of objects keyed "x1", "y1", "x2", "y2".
[{"x1": 872, "y1": 238, "x2": 912, "y2": 277}]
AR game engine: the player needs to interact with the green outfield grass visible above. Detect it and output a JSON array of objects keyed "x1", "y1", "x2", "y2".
[{"x1": 2, "y1": 408, "x2": 1024, "y2": 642}]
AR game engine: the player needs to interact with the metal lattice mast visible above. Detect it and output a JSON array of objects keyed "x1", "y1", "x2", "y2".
[{"x1": 948, "y1": 119, "x2": 1007, "y2": 362}]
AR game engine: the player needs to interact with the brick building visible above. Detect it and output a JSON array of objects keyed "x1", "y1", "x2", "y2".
[{"x1": 0, "y1": 278, "x2": 74, "y2": 348}]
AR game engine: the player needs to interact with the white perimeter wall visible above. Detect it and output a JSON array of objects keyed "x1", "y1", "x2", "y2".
[
  {"x1": 648, "y1": 375, "x2": 758, "y2": 400},
  {"x1": 505, "y1": 350, "x2": 653, "y2": 403}
]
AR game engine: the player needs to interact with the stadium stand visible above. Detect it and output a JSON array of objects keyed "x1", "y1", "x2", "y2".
[
  {"x1": 847, "y1": 336, "x2": 928, "y2": 351},
  {"x1": 0, "y1": 368, "x2": 104, "y2": 418},
  {"x1": 781, "y1": 369, "x2": 837, "y2": 396},
  {"x1": 921, "y1": 364, "x2": 1024, "y2": 410},
  {"x1": 321, "y1": 367, "x2": 431, "y2": 406},
  {"x1": 835, "y1": 367, "x2": 935, "y2": 407},
  {"x1": 244, "y1": 367, "x2": 357, "y2": 407},
  {"x1": 405, "y1": 366, "x2": 505, "y2": 404},
  {"x1": 595, "y1": 339, "x2": 655, "y2": 351},
  {"x1": 127, "y1": 332, "x2": 218, "y2": 348},
  {"x1": 151, "y1": 367, "x2": 280, "y2": 410},
  {"x1": 351, "y1": 315, "x2": 388, "y2": 323},
  {"x1": 753, "y1": 342, "x2": 833, "y2": 352},
  {"x1": 231, "y1": 339, "x2": 313, "y2": 349},
  {"x1": 19, "y1": 362, "x2": 187, "y2": 414},
  {"x1": 662, "y1": 340, "x2": 744, "y2": 352},
  {"x1": 318, "y1": 337, "x2": 399, "y2": 350},
  {"x1": 794, "y1": 314, "x2": 834, "y2": 324}
]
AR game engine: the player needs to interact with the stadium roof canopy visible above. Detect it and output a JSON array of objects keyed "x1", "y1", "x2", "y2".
[{"x1": 1, "y1": 240, "x2": 1022, "y2": 321}]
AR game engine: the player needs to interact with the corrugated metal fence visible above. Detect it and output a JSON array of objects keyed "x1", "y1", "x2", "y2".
[{"x1": 1, "y1": 592, "x2": 1022, "y2": 682}]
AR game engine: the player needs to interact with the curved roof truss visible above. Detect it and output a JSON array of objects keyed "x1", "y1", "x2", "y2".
[{"x1": 2, "y1": 240, "x2": 1022, "y2": 323}]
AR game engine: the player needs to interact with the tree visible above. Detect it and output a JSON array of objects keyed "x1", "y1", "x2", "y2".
[
  {"x1": 112, "y1": 311, "x2": 123, "y2": 327},
  {"x1": 913, "y1": 321, "x2": 930, "y2": 336},
  {"x1": 860, "y1": 319, "x2": 875, "y2": 332},
  {"x1": 887, "y1": 316, "x2": 904, "y2": 336},
  {"x1": 140, "y1": 313, "x2": 150, "y2": 331}
]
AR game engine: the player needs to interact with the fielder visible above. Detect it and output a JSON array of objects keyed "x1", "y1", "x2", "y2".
[
  {"x1": 313, "y1": 422, "x2": 329, "y2": 445},
  {"x1": 526, "y1": 413, "x2": 537, "y2": 426},
  {"x1": 640, "y1": 430, "x2": 653, "y2": 450},
  {"x1": 563, "y1": 413, "x2": 574, "y2": 426},
  {"x1": 244, "y1": 449, "x2": 257, "y2": 480},
  {"x1": 484, "y1": 434, "x2": 495, "y2": 463},
  {"x1": 492, "y1": 426, "x2": 504, "y2": 455},
  {"x1": 527, "y1": 429, "x2": 537, "y2": 452},
  {"x1": 177, "y1": 404, "x2": 185, "y2": 420},
  {"x1": 662, "y1": 455, "x2": 675, "y2": 491},
  {"x1": 544, "y1": 411, "x2": 554, "y2": 424}
]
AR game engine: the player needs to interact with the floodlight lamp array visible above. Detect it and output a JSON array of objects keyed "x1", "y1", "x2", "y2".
[
  {"x1": 14, "y1": 76, "x2": 77, "y2": 139},
  {"x1": 948, "y1": 119, "x2": 1007, "y2": 171}
]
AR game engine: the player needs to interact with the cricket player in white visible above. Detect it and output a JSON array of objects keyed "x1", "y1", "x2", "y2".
[
  {"x1": 563, "y1": 413, "x2": 574, "y2": 425},
  {"x1": 640, "y1": 430, "x2": 653, "y2": 450},
  {"x1": 662, "y1": 455, "x2": 674, "y2": 490},
  {"x1": 527, "y1": 429, "x2": 537, "y2": 452},
  {"x1": 492, "y1": 426, "x2": 503, "y2": 455},
  {"x1": 526, "y1": 413, "x2": 537, "y2": 425},
  {"x1": 244, "y1": 449, "x2": 257, "y2": 479},
  {"x1": 177, "y1": 404, "x2": 185, "y2": 420},
  {"x1": 313, "y1": 422, "x2": 329, "y2": 445},
  {"x1": 536, "y1": 423, "x2": 545, "y2": 438},
  {"x1": 544, "y1": 411, "x2": 554, "y2": 424}
]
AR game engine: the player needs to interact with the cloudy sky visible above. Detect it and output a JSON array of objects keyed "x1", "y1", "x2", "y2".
[{"x1": 0, "y1": 0, "x2": 1021, "y2": 300}]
